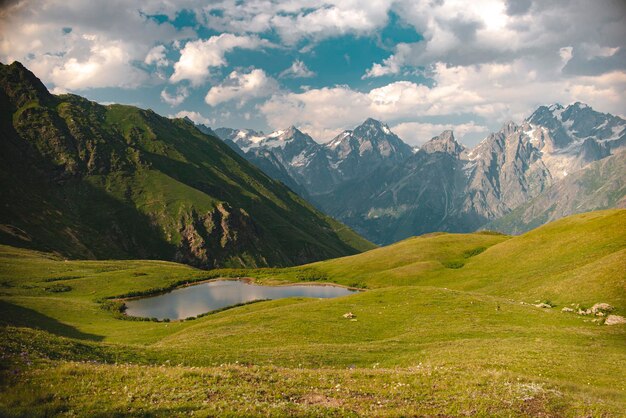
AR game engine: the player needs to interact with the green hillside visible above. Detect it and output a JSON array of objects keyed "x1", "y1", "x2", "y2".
[
  {"x1": 1, "y1": 210, "x2": 624, "y2": 416},
  {"x1": 0, "y1": 61, "x2": 374, "y2": 268}
]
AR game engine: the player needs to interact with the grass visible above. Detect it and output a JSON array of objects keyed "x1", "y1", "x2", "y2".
[{"x1": 0, "y1": 210, "x2": 625, "y2": 416}]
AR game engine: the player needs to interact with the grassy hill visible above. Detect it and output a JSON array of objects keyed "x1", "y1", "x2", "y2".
[
  {"x1": 1, "y1": 210, "x2": 624, "y2": 416},
  {"x1": 0, "y1": 61, "x2": 373, "y2": 269}
]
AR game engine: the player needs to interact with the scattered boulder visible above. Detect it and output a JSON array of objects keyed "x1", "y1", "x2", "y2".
[
  {"x1": 342, "y1": 312, "x2": 356, "y2": 319},
  {"x1": 578, "y1": 308, "x2": 592, "y2": 316},
  {"x1": 561, "y1": 307, "x2": 574, "y2": 313},
  {"x1": 604, "y1": 315, "x2": 626, "y2": 326},
  {"x1": 534, "y1": 303, "x2": 552, "y2": 309},
  {"x1": 591, "y1": 303, "x2": 613, "y2": 314}
]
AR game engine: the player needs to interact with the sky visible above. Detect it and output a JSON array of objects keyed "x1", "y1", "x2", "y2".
[{"x1": 1, "y1": 0, "x2": 625, "y2": 147}]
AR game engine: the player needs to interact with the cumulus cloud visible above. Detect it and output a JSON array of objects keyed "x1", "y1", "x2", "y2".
[
  {"x1": 2, "y1": 0, "x2": 624, "y2": 140},
  {"x1": 365, "y1": 0, "x2": 626, "y2": 78},
  {"x1": 29, "y1": 35, "x2": 148, "y2": 89},
  {"x1": 0, "y1": 0, "x2": 192, "y2": 90},
  {"x1": 270, "y1": 2, "x2": 392, "y2": 44},
  {"x1": 145, "y1": 45, "x2": 169, "y2": 67},
  {"x1": 171, "y1": 110, "x2": 211, "y2": 126},
  {"x1": 205, "y1": 68, "x2": 278, "y2": 106},
  {"x1": 391, "y1": 122, "x2": 489, "y2": 146},
  {"x1": 201, "y1": 0, "x2": 393, "y2": 44},
  {"x1": 261, "y1": 59, "x2": 626, "y2": 145},
  {"x1": 362, "y1": 45, "x2": 408, "y2": 78},
  {"x1": 160, "y1": 85, "x2": 188, "y2": 106},
  {"x1": 279, "y1": 60, "x2": 316, "y2": 78},
  {"x1": 170, "y1": 34, "x2": 274, "y2": 86}
]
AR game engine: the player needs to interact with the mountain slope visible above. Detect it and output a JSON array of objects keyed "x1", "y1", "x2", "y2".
[
  {"x1": 485, "y1": 151, "x2": 626, "y2": 234},
  {"x1": 0, "y1": 61, "x2": 374, "y2": 268},
  {"x1": 288, "y1": 209, "x2": 626, "y2": 309},
  {"x1": 316, "y1": 131, "x2": 485, "y2": 244}
]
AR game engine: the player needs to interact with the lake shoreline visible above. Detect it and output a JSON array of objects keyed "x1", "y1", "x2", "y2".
[{"x1": 120, "y1": 278, "x2": 362, "y2": 321}]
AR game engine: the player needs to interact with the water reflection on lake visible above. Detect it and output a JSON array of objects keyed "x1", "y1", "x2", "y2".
[{"x1": 123, "y1": 279, "x2": 357, "y2": 320}]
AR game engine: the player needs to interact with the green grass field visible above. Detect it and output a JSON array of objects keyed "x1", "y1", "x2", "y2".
[{"x1": 1, "y1": 210, "x2": 625, "y2": 416}]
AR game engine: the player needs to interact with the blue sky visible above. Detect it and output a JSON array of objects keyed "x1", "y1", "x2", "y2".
[{"x1": 1, "y1": 0, "x2": 625, "y2": 146}]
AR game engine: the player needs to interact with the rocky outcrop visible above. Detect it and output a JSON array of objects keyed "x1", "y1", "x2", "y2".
[
  {"x1": 421, "y1": 130, "x2": 464, "y2": 156},
  {"x1": 176, "y1": 203, "x2": 264, "y2": 268}
]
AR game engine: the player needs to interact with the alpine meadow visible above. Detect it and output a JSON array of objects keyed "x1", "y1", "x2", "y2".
[{"x1": 1, "y1": 1, "x2": 625, "y2": 417}]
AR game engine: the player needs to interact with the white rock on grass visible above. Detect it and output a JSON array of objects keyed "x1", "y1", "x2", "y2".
[
  {"x1": 604, "y1": 315, "x2": 626, "y2": 326},
  {"x1": 591, "y1": 303, "x2": 613, "y2": 313}
]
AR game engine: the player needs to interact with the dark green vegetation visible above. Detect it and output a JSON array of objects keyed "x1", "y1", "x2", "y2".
[
  {"x1": 0, "y1": 61, "x2": 373, "y2": 269},
  {"x1": 1, "y1": 210, "x2": 625, "y2": 416}
]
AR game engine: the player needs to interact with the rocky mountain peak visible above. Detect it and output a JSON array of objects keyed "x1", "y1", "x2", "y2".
[
  {"x1": 548, "y1": 103, "x2": 564, "y2": 112},
  {"x1": 0, "y1": 61, "x2": 53, "y2": 108},
  {"x1": 191, "y1": 121, "x2": 217, "y2": 138},
  {"x1": 501, "y1": 121, "x2": 519, "y2": 136},
  {"x1": 526, "y1": 101, "x2": 626, "y2": 151},
  {"x1": 421, "y1": 130, "x2": 464, "y2": 156},
  {"x1": 353, "y1": 118, "x2": 394, "y2": 139}
]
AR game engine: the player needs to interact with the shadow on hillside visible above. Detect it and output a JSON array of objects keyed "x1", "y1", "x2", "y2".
[
  {"x1": 0, "y1": 300, "x2": 103, "y2": 341},
  {"x1": 141, "y1": 148, "x2": 362, "y2": 262}
]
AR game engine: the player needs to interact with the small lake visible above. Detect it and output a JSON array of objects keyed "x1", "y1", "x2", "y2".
[{"x1": 123, "y1": 279, "x2": 357, "y2": 320}]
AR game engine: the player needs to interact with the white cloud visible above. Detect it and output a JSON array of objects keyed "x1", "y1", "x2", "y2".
[
  {"x1": 270, "y1": 2, "x2": 392, "y2": 44},
  {"x1": 205, "y1": 68, "x2": 278, "y2": 107},
  {"x1": 170, "y1": 34, "x2": 274, "y2": 86},
  {"x1": 160, "y1": 85, "x2": 188, "y2": 106},
  {"x1": 279, "y1": 60, "x2": 315, "y2": 78},
  {"x1": 363, "y1": 43, "x2": 412, "y2": 78},
  {"x1": 2, "y1": 0, "x2": 624, "y2": 140},
  {"x1": 391, "y1": 122, "x2": 489, "y2": 146},
  {"x1": 171, "y1": 110, "x2": 211, "y2": 126},
  {"x1": 201, "y1": 0, "x2": 394, "y2": 44},
  {"x1": 145, "y1": 45, "x2": 169, "y2": 67},
  {"x1": 30, "y1": 35, "x2": 148, "y2": 90},
  {"x1": 365, "y1": 0, "x2": 626, "y2": 79},
  {"x1": 0, "y1": 0, "x2": 192, "y2": 90},
  {"x1": 261, "y1": 59, "x2": 626, "y2": 145}
]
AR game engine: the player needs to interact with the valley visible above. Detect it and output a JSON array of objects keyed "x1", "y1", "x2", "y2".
[
  {"x1": 1, "y1": 210, "x2": 625, "y2": 416},
  {"x1": 0, "y1": 18, "x2": 625, "y2": 415}
]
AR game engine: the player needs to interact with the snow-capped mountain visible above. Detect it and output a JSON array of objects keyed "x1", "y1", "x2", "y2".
[
  {"x1": 325, "y1": 118, "x2": 414, "y2": 182},
  {"x1": 522, "y1": 102, "x2": 624, "y2": 178},
  {"x1": 209, "y1": 103, "x2": 625, "y2": 244},
  {"x1": 216, "y1": 126, "x2": 334, "y2": 195},
  {"x1": 215, "y1": 118, "x2": 414, "y2": 195},
  {"x1": 463, "y1": 103, "x2": 625, "y2": 220}
]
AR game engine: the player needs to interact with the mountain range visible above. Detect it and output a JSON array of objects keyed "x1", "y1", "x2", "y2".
[
  {"x1": 0, "y1": 61, "x2": 374, "y2": 268},
  {"x1": 214, "y1": 103, "x2": 626, "y2": 244},
  {"x1": 2, "y1": 60, "x2": 622, "y2": 257}
]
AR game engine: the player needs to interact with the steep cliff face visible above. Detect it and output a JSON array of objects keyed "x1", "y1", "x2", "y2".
[
  {"x1": 316, "y1": 132, "x2": 482, "y2": 244},
  {"x1": 0, "y1": 61, "x2": 375, "y2": 267},
  {"x1": 463, "y1": 123, "x2": 553, "y2": 219},
  {"x1": 314, "y1": 111, "x2": 624, "y2": 244},
  {"x1": 485, "y1": 151, "x2": 626, "y2": 234}
]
